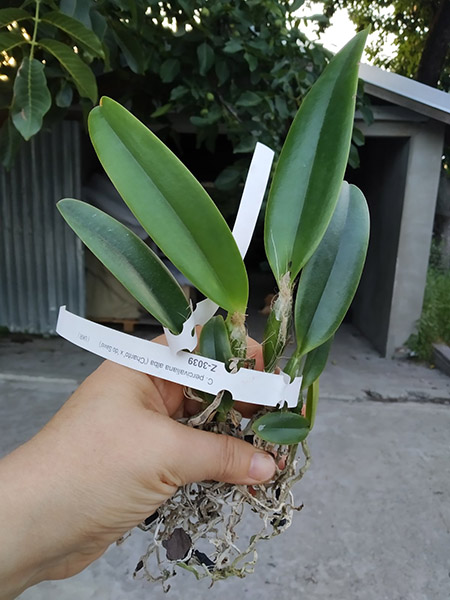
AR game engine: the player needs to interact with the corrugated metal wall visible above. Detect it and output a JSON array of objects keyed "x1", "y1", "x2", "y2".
[{"x1": 0, "y1": 120, "x2": 85, "y2": 334}]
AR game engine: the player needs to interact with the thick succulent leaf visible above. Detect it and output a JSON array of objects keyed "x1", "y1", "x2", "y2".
[
  {"x1": 294, "y1": 182, "x2": 370, "y2": 356},
  {"x1": 0, "y1": 8, "x2": 31, "y2": 27},
  {"x1": 41, "y1": 11, "x2": 105, "y2": 58},
  {"x1": 88, "y1": 97, "x2": 248, "y2": 314},
  {"x1": 199, "y1": 316, "x2": 233, "y2": 364},
  {"x1": 57, "y1": 199, "x2": 191, "y2": 334},
  {"x1": 11, "y1": 57, "x2": 51, "y2": 140},
  {"x1": 305, "y1": 379, "x2": 319, "y2": 430},
  {"x1": 264, "y1": 29, "x2": 368, "y2": 284},
  {"x1": 199, "y1": 316, "x2": 234, "y2": 416},
  {"x1": 0, "y1": 32, "x2": 26, "y2": 54},
  {"x1": 252, "y1": 412, "x2": 310, "y2": 445},
  {"x1": 38, "y1": 38, "x2": 97, "y2": 103},
  {"x1": 301, "y1": 336, "x2": 333, "y2": 390}
]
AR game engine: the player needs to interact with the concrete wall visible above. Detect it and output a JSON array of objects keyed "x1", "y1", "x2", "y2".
[{"x1": 352, "y1": 107, "x2": 445, "y2": 356}]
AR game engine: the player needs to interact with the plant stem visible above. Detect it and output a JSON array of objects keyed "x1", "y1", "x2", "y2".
[
  {"x1": 226, "y1": 311, "x2": 247, "y2": 358},
  {"x1": 262, "y1": 272, "x2": 293, "y2": 372},
  {"x1": 29, "y1": 0, "x2": 41, "y2": 61}
]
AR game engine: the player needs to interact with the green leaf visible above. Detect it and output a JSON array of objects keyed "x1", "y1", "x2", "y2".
[
  {"x1": 252, "y1": 412, "x2": 310, "y2": 445},
  {"x1": 236, "y1": 91, "x2": 262, "y2": 107},
  {"x1": 289, "y1": 0, "x2": 306, "y2": 11},
  {"x1": 199, "y1": 316, "x2": 233, "y2": 364},
  {"x1": 223, "y1": 38, "x2": 243, "y2": 54},
  {"x1": 301, "y1": 336, "x2": 333, "y2": 390},
  {"x1": 55, "y1": 80, "x2": 74, "y2": 108},
  {"x1": 111, "y1": 26, "x2": 145, "y2": 74},
  {"x1": 151, "y1": 103, "x2": 172, "y2": 118},
  {"x1": 11, "y1": 57, "x2": 51, "y2": 140},
  {"x1": 294, "y1": 182, "x2": 370, "y2": 356},
  {"x1": 199, "y1": 316, "x2": 234, "y2": 416},
  {"x1": 305, "y1": 379, "x2": 319, "y2": 430},
  {"x1": 197, "y1": 42, "x2": 214, "y2": 76},
  {"x1": 41, "y1": 11, "x2": 104, "y2": 58},
  {"x1": 0, "y1": 8, "x2": 31, "y2": 28},
  {"x1": 244, "y1": 52, "x2": 258, "y2": 72},
  {"x1": 264, "y1": 29, "x2": 368, "y2": 284},
  {"x1": 88, "y1": 97, "x2": 248, "y2": 314},
  {"x1": 215, "y1": 60, "x2": 230, "y2": 85},
  {"x1": 214, "y1": 166, "x2": 241, "y2": 191},
  {"x1": 57, "y1": 199, "x2": 191, "y2": 334},
  {"x1": 38, "y1": 38, "x2": 97, "y2": 103},
  {"x1": 0, "y1": 31, "x2": 26, "y2": 54},
  {"x1": 160, "y1": 58, "x2": 180, "y2": 83},
  {"x1": 60, "y1": 0, "x2": 93, "y2": 29}
]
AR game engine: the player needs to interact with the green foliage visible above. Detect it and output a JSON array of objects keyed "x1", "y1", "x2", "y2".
[
  {"x1": 1, "y1": 0, "x2": 360, "y2": 179},
  {"x1": 58, "y1": 31, "x2": 370, "y2": 446},
  {"x1": 89, "y1": 97, "x2": 248, "y2": 314},
  {"x1": 252, "y1": 412, "x2": 310, "y2": 445},
  {"x1": 292, "y1": 182, "x2": 369, "y2": 358},
  {"x1": 301, "y1": 336, "x2": 333, "y2": 390},
  {"x1": 305, "y1": 378, "x2": 319, "y2": 429},
  {"x1": 407, "y1": 263, "x2": 450, "y2": 362},
  {"x1": 11, "y1": 57, "x2": 51, "y2": 139},
  {"x1": 264, "y1": 30, "x2": 368, "y2": 284},
  {"x1": 198, "y1": 316, "x2": 234, "y2": 417},
  {"x1": 0, "y1": 0, "x2": 101, "y2": 154},
  {"x1": 57, "y1": 199, "x2": 191, "y2": 334}
]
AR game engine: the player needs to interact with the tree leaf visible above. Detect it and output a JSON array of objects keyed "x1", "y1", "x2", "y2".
[
  {"x1": 59, "y1": 0, "x2": 93, "y2": 29},
  {"x1": 0, "y1": 7, "x2": 31, "y2": 28},
  {"x1": 301, "y1": 336, "x2": 333, "y2": 390},
  {"x1": 305, "y1": 378, "x2": 319, "y2": 430},
  {"x1": 41, "y1": 11, "x2": 104, "y2": 58},
  {"x1": 252, "y1": 412, "x2": 310, "y2": 445},
  {"x1": 160, "y1": 58, "x2": 180, "y2": 83},
  {"x1": 264, "y1": 29, "x2": 368, "y2": 284},
  {"x1": 197, "y1": 42, "x2": 214, "y2": 76},
  {"x1": 236, "y1": 91, "x2": 262, "y2": 107},
  {"x1": 294, "y1": 182, "x2": 369, "y2": 356},
  {"x1": 88, "y1": 97, "x2": 248, "y2": 314},
  {"x1": 151, "y1": 103, "x2": 172, "y2": 118},
  {"x1": 11, "y1": 57, "x2": 51, "y2": 140},
  {"x1": 38, "y1": 38, "x2": 97, "y2": 103},
  {"x1": 111, "y1": 26, "x2": 145, "y2": 74},
  {"x1": 55, "y1": 80, "x2": 74, "y2": 108},
  {"x1": 0, "y1": 32, "x2": 26, "y2": 54},
  {"x1": 57, "y1": 199, "x2": 191, "y2": 334}
]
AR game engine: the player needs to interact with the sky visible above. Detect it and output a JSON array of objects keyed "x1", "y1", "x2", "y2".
[{"x1": 295, "y1": 2, "x2": 396, "y2": 64}]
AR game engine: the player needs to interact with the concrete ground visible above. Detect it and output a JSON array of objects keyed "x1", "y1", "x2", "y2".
[{"x1": 1, "y1": 319, "x2": 449, "y2": 599}]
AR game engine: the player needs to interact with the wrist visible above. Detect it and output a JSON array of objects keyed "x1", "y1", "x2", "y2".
[{"x1": 0, "y1": 441, "x2": 66, "y2": 599}]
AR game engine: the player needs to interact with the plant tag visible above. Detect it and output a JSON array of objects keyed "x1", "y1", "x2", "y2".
[
  {"x1": 56, "y1": 306, "x2": 301, "y2": 407},
  {"x1": 164, "y1": 142, "x2": 275, "y2": 353}
]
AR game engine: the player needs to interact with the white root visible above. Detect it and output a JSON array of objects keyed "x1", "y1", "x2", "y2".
[{"x1": 129, "y1": 413, "x2": 311, "y2": 588}]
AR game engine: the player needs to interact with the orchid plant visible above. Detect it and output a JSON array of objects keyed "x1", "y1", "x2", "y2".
[{"x1": 57, "y1": 30, "x2": 370, "y2": 584}]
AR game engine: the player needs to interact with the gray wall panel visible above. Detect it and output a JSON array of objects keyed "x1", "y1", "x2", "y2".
[{"x1": 0, "y1": 120, "x2": 85, "y2": 334}]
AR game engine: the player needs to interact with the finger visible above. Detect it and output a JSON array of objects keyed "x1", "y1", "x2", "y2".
[{"x1": 162, "y1": 419, "x2": 276, "y2": 486}]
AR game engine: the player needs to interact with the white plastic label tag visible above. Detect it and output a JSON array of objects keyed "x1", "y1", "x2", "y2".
[
  {"x1": 164, "y1": 142, "x2": 275, "y2": 353},
  {"x1": 56, "y1": 307, "x2": 301, "y2": 408}
]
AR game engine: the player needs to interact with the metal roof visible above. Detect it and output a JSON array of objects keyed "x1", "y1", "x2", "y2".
[{"x1": 359, "y1": 63, "x2": 450, "y2": 125}]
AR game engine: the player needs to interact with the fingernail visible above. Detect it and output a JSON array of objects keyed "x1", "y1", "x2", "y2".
[{"x1": 248, "y1": 453, "x2": 276, "y2": 482}]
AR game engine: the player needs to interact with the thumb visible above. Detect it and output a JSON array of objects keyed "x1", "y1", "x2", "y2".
[{"x1": 165, "y1": 419, "x2": 276, "y2": 486}]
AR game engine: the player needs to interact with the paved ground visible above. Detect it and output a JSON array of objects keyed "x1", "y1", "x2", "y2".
[{"x1": 1, "y1": 319, "x2": 449, "y2": 599}]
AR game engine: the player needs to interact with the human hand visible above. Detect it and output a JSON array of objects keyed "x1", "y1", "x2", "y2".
[{"x1": 0, "y1": 336, "x2": 275, "y2": 599}]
